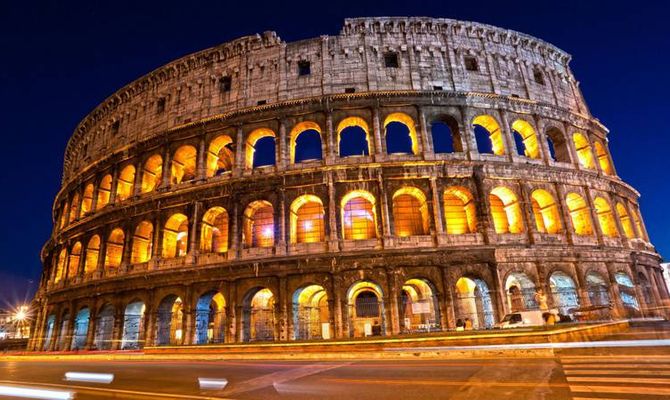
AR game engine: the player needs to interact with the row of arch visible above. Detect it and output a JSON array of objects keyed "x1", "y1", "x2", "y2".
[
  {"x1": 51, "y1": 186, "x2": 648, "y2": 283},
  {"x1": 56, "y1": 112, "x2": 615, "y2": 230}
]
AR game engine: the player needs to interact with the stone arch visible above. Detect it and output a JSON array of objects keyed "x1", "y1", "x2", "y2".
[
  {"x1": 246, "y1": 128, "x2": 276, "y2": 168},
  {"x1": 292, "y1": 284, "x2": 329, "y2": 340},
  {"x1": 530, "y1": 189, "x2": 562, "y2": 234},
  {"x1": 194, "y1": 291, "x2": 226, "y2": 345},
  {"x1": 346, "y1": 280, "x2": 385, "y2": 337},
  {"x1": 289, "y1": 195, "x2": 325, "y2": 244},
  {"x1": 511, "y1": 119, "x2": 540, "y2": 159},
  {"x1": 201, "y1": 207, "x2": 229, "y2": 253},
  {"x1": 68, "y1": 242, "x2": 82, "y2": 278},
  {"x1": 290, "y1": 121, "x2": 323, "y2": 163},
  {"x1": 68, "y1": 192, "x2": 80, "y2": 223},
  {"x1": 162, "y1": 213, "x2": 189, "y2": 258},
  {"x1": 141, "y1": 154, "x2": 163, "y2": 193},
  {"x1": 337, "y1": 117, "x2": 370, "y2": 157},
  {"x1": 443, "y1": 186, "x2": 477, "y2": 234},
  {"x1": 454, "y1": 276, "x2": 495, "y2": 329},
  {"x1": 54, "y1": 248, "x2": 67, "y2": 283},
  {"x1": 171, "y1": 145, "x2": 197, "y2": 184},
  {"x1": 81, "y1": 183, "x2": 95, "y2": 216},
  {"x1": 42, "y1": 314, "x2": 56, "y2": 351},
  {"x1": 104, "y1": 228, "x2": 125, "y2": 269},
  {"x1": 594, "y1": 197, "x2": 619, "y2": 238},
  {"x1": 96, "y1": 174, "x2": 112, "y2": 209},
  {"x1": 243, "y1": 200, "x2": 274, "y2": 248},
  {"x1": 84, "y1": 235, "x2": 100, "y2": 273},
  {"x1": 489, "y1": 186, "x2": 524, "y2": 234},
  {"x1": 616, "y1": 203, "x2": 635, "y2": 239},
  {"x1": 573, "y1": 132, "x2": 596, "y2": 170},
  {"x1": 206, "y1": 135, "x2": 234, "y2": 177},
  {"x1": 121, "y1": 299, "x2": 145, "y2": 350},
  {"x1": 545, "y1": 126, "x2": 570, "y2": 163},
  {"x1": 116, "y1": 164, "x2": 136, "y2": 202},
  {"x1": 565, "y1": 193, "x2": 594, "y2": 236},
  {"x1": 131, "y1": 221, "x2": 154, "y2": 263},
  {"x1": 155, "y1": 294, "x2": 184, "y2": 346},
  {"x1": 241, "y1": 287, "x2": 275, "y2": 342},
  {"x1": 392, "y1": 187, "x2": 429, "y2": 237},
  {"x1": 614, "y1": 272, "x2": 640, "y2": 314},
  {"x1": 430, "y1": 114, "x2": 462, "y2": 153},
  {"x1": 504, "y1": 271, "x2": 538, "y2": 312},
  {"x1": 93, "y1": 303, "x2": 115, "y2": 350},
  {"x1": 400, "y1": 278, "x2": 440, "y2": 332},
  {"x1": 70, "y1": 307, "x2": 90, "y2": 350},
  {"x1": 384, "y1": 112, "x2": 418, "y2": 155},
  {"x1": 473, "y1": 115, "x2": 505, "y2": 155},
  {"x1": 341, "y1": 190, "x2": 378, "y2": 240},
  {"x1": 549, "y1": 271, "x2": 579, "y2": 315},
  {"x1": 593, "y1": 141, "x2": 613, "y2": 175}
]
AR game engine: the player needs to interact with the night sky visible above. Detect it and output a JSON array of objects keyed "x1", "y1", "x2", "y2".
[{"x1": 1, "y1": 1, "x2": 668, "y2": 306}]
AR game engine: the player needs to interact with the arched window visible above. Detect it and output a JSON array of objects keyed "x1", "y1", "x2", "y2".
[
  {"x1": 593, "y1": 141, "x2": 613, "y2": 175},
  {"x1": 246, "y1": 128, "x2": 276, "y2": 169},
  {"x1": 573, "y1": 133, "x2": 596, "y2": 169},
  {"x1": 68, "y1": 242, "x2": 82, "y2": 278},
  {"x1": 104, "y1": 228, "x2": 125, "y2": 269},
  {"x1": 171, "y1": 145, "x2": 197, "y2": 184},
  {"x1": 530, "y1": 189, "x2": 562, "y2": 234},
  {"x1": 443, "y1": 186, "x2": 477, "y2": 234},
  {"x1": 565, "y1": 193, "x2": 593, "y2": 236},
  {"x1": 392, "y1": 188, "x2": 429, "y2": 237},
  {"x1": 384, "y1": 113, "x2": 418, "y2": 155},
  {"x1": 54, "y1": 248, "x2": 67, "y2": 283},
  {"x1": 594, "y1": 197, "x2": 618, "y2": 238},
  {"x1": 243, "y1": 201, "x2": 274, "y2": 248},
  {"x1": 473, "y1": 115, "x2": 504, "y2": 155},
  {"x1": 162, "y1": 213, "x2": 189, "y2": 258},
  {"x1": 84, "y1": 235, "x2": 100, "y2": 273},
  {"x1": 141, "y1": 154, "x2": 163, "y2": 193},
  {"x1": 511, "y1": 120, "x2": 540, "y2": 159},
  {"x1": 131, "y1": 221, "x2": 154, "y2": 263},
  {"x1": 431, "y1": 116, "x2": 462, "y2": 153},
  {"x1": 59, "y1": 204, "x2": 68, "y2": 229},
  {"x1": 337, "y1": 117, "x2": 370, "y2": 157},
  {"x1": 290, "y1": 195, "x2": 325, "y2": 244},
  {"x1": 116, "y1": 165, "x2": 136, "y2": 202},
  {"x1": 201, "y1": 207, "x2": 229, "y2": 253},
  {"x1": 206, "y1": 135, "x2": 234, "y2": 177},
  {"x1": 631, "y1": 207, "x2": 646, "y2": 240},
  {"x1": 341, "y1": 191, "x2": 378, "y2": 240},
  {"x1": 68, "y1": 193, "x2": 80, "y2": 223},
  {"x1": 290, "y1": 122, "x2": 322, "y2": 163},
  {"x1": 489, "y1": 187, "x2": 524, "y2": 234},
  {"x1": 616, "y1": 203, "x2": 634, "y2": 239},
  {"x1": 97, "y1": 174, "x2": 112, "y2": 209},
  {"x1": 81, "y1": 184, "x2": 94, "y2": 216},
  {"x1": 545, "y1": 127, "x2": 570, "y2": 163}
]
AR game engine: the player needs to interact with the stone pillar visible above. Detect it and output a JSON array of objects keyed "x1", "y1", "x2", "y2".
[
  {"x1": 234, "y1": 126, "x2": 245, "y2": 176},
  {"x1": 109, "y1": 167, "x2": 120, "y2": 204},
  {"x1": 497, "y1": 111, "x2": 515, "y2": 163},
  {"x1": 472, "y1": 166, "x2": 491, "y2": 243},
  {"x1": 152, "y1": 214, "x2": 163, "y2": 264},
  {"x1": 48, "y1": 312, "x2": 62, "y2": 352},
  {"x1": 387, "y1": 269, "x2": 401, "y2": 335},
  {"x1": 554, "y1": 183, "x2": 573, "y2": 245},
  {"x1": 278, "y1": 120, "x2": 287, "y2": 169},
  {"x1": 188, "y1": 202, "x2": 200, "y2": 260},
  {"x1": 161, "y1": 146, "x2": 172, "y2": 189},
  {"x1": 327, "y1": 173, "x2": 340, "y2": 250},
  {"x1": 278, "y1": 276, "x2": 289, "y2": 341},
  {"x1": 440, "y1": 268, "x2": 456, "y2": 329},
  {"x1": 332, "y1": 274, "x2": 344, "y2": 338},
  {"x1": 372, "y1": 106, "x2": 384, "y2": 161},
  {"x1": 490, "y1": 263, "x2": 507, "y2": 319},
  {"x1": 229, "y1": 201, "x2": 240, "y2": 260},
  {"x1": 63, "y1": 308, "x2": 76, "y2": 351},
  {"x1": 518, "y1": 182, "x2": 536, "y2": 245},
  {"x1": 277, "y1": 189, "x2": 287, "y2": 253},
  {"x1": 325, "y1": 112, "x2": 336, "y2": 163},
  {"x1": 417, "y1": 106, "x2": 430, "y2": 158},
  {"x1": 90, "y1": 181, "x2": 99, "y2": 213},
  {"x1": 97, "y1": 233, "x2": 107, "y2": 274},
  {"x1": 378, "y1": 175, "x2": 393, "y2": 243},
  {"x1": 584, "y1": 187, "x2": 605, "y2": 245},
  {"x1": 196, "y1": 136, "x2": 207, "y2": 180},
  {"x1": 121, "y1": 227, "x2": 133, "y2": 269},
  {"x1": 84, "y1": 306, "x2": 97, "y2": 350},
  {"x1": 111, "y1": 307, "x2": 125, "y2": 350},
  {"x1": 133, "y1": 160, "x2": 144, "y2": 197},
  {"x1": 606, "y1": 265, "x2": 626, "y2": 319},
  {"x1": 430, "y1": 177, "x2": 445, "y2": 244}
]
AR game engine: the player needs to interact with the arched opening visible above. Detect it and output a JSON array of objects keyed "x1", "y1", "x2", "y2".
[
  {"x1": 70, "y1": 307, "x2": 90, "y2": 350},
  {"x1": 201, "y1": 207, "x2": 229, "y2": 253},
  {"x1": 171, "y1": 145, "x2": 197, "y2": 184},
  {"x1": 594, "y1": 197, "x2": 618, "y2": 238},
  {"x1": 392, "y1": 187, "x2": 429, "y2": 237},
  {"x1": 246, "y1": 128, "x2": 276, "y2": 168},
  {"x1": 57, "y1": 311, "x2": 70, "y2": 351},
  {"x1": 206, "y1": 135, "x2": 234, "y2": 177},
  {"x1": 242, "y1": 288, "x2": 275, "y2": 342},
  {"x1": 121, "y1": 300, "x2": 145, "y2": 350},
  {"x1": 341, "y1": 191, "x2": 378, "y2": 240},
  {"x1": 638, "y1": 273, "x2": 654, "y2": 307},
  {"x1": 454, "y1": 277, "x2": 495, "y2": 329},
  {"x1": 616, "y1": 203, "x2": 635, "y2": 239},
  {"x1": 585, "y1": 272, "x2": 611, "y2": 307},
  {"x1": 59, "y1": 205, "x2": 68, "y2": 229},
  {"x1": 84, "y1": 235, "x2": 100, "y2": 273},
  {"x1": 68, "y1": 242, "x2": 82, "y2": 278},
  {"x1": 293, "y1": 285, "x2": 329, "y2": 340},
  {"x1": 431, "y1": 116, "x2": 462, "y2": 153},
  {"x1": 549, "y1": 272, "x2": 580, "y2": 316},
  {"x1": 290, "y1": 195, "x2": 325, "y2": 244},
  {"x1": 505, "y1": 272, "x2": 538, "y2": 312},
  {"x1": 443, "y1": 187, "x2": 477, "y2": 234},
  {"x1": 68, "y1": 193, "x2": 80, "y2": 223},
  {"x1": 194, "y1": 292, "x2": 226, "y2": 345},
  {"x1": 546, "y1": 127, "x2": 570, "y2": 163},
  {"x1": 243, "y1": 201, "x2": 274, "y2": 248},
  {"x1": 400, "y1": 279, "x2": 440, "y2": 333},
  {"x1": 347, "y1": 281, "x2": 385, "y2": 338},
  {"x1": 96, "y1": 174, "x2": 112, "y2": 209},
  {"x1": 162, "y1": 213, "x2": 189, "y2": 258},
  {"x1": 566, "y1": 193, "x2": 594, "y2": 236},
  {"x1": 116, "y1": 165, "x2": 136, "y2": 202},
  {"x1": 131, "y1": 221, "x2": 153, "y2": 264},
  {"x1": 104, "y1": 228, "x2": 125, "y2": 269},
  {"x1": 81, "y1": 184, "x2": 94, "y2": 216},
  {"x1": 489, "y1": 187, "x2": 524, "y2": 234},
  {"x1": 593, "y1": 141, "x2": 613, "y2": 175},
  {"x1": 54, "y1": 248, "x2": 67, "y2": 283},
  {"x1": 473, "y1": 115, "x2": 504, "y2": 155},
  {"x1": 530, "y1": 189, "x2": 562, "y2": 234},
  {"x1": 384, "y1": 113, "x2": 418, "y2": 155},
  {"x1": 93, "y1": 304, "x2": 114, "y2": 350},
  {"x1": 511, "y1": 120, "x2": 540, "y2": 159},
  {"x1": 615, "y1": 272, "x2": 640, "y2": 314},
  {"x1": 573, "y1": 133, "x2": 596, "y2": 170},
  {"x1": 141, "y1": 154, "x2": 163, "y2": 193},
  {"x1": 631, "y1": 207, "x2": 646, "y2": 240},
  {"x1": 42, "y1": 315, "x2": 55, "y2": 351},
  {"x1": 290, "y1": 122, "x2": 322, "y2": 163},
  {"x1": 337, "y1": 117, "x2": 370, "y2": 157},
  {"x1": 155, "y1": 295, "x2": 183, "y2": 346}
]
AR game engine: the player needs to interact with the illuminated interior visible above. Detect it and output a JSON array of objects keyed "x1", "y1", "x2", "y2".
[
  {"x1": 347, "y1": 281, "x2": 383, "y2": 318},
  {"x1": 443, "y1": 186, "x2": 477, "y2": 234},
  {"x1": 473, "y1": 115, "x2": 505, "y2": 156},
  {"x1": 245, "y1": 128, "x2": 276, "y2": 169},
  {"x1": 511, "y1": 119, "x2": 540, "y2": 159},
  {"x1": 68, "y1": 242, "x2": 81, "y2": 278},
  {"x1": 156, "y1": 295, "x2": 184, "y2": 346},
  {"x1": 616, "y1": 203, "x2": 635, "y2": 239},
  {"x1": 248, "y1": 288, "x2": 275, "y2": 341},
  {"x1": 104, "y1": 228, "x2": 125, "y2": 269},
  {"x1": 593, "y1": 197, "x2": 619, "y2": 238},
  {"x1": 243, "y1": 201, "x2": 274, "y2": 248},
  {"x1": 171, "y1": 145, "x2": 197, "y2": 184},
  {"x1": 131, "y1": 221, "x2": 154, "y2": 263},
  {"x1": 392, "y1": 187, "x2": 429, "y2": 237},
  {"x1": 81, "y1": 184, "x2": 94, "y2": 216},
  {"x1": 201, "y1": 207, "x2": 229, "y2": 253},
  {"x1": 545, "y1": 127, "x2": 570, "y2": 163},
  {"x1": 454, "y1": 276, "x2": 495, "y2": 329},
  {"x1": 631, "y1": 207, "x2": 646, "y2": 240},
  {"x1": 68, "y1": 192, "x2": 80, "y2": 223},
  {"x1": 59, "y1": 204, "x2": 67, "y2": 229},
  {"x1": 54, "y1": 248, "x2": 67, "y2": 283},
  {"x1": 505, "y1": 272, "x2": 537, "y2": 312},
  {"x1": 289, "y1": 195, "x2": 325, "y2": 244},
  {"x1": 141, "y1": 154, "x2": 163, "y2": 193},
  {"x1": 289, "y1": 121, "x2": 322, "y2": 163},
  {"x1": 384, "y1": 113, "x2": 418, "y2": 155},
  {"x1": 162, "y1": 213, "x2": 189, "y2": 258},
  {"x1": 337, "y1": 117, "x2": 370, "y2": 157},
  {"x1": 84, "y1": 235, "x2": 100, "y2": 273},
  {"x1": 400, "y1": 278, "x2": 437, "y2": 331},
  {"x1": 116, "y1": 165, "x2": 136, "y2": 202},
  {"x1": 573, "y1": 133, "x2": 596, "y2": 170},
  {"x1": 530, "y1": 189, "x2": 562, "y2": 234},
  {"x1": 548, "y1": 271, "x2": 580, "y2": 315},
  {"x1": 593, "y1": 141, "x2": 613, "y2": 175},
  {"x1": 489, "y1": 187, "x2": 524, "y2": 234},
  {"x1": 293, "y1": 284, "x2": 329, "y2": 340},
  {"x1": 206, "y1": 135, "x2": 234, "y2": 177},
  {"x1": 194, "y1": 291, "x2": 226, "y2": 345},
  {"x1": 97, "y1": 174, "x2": 112, "y2": 209},
  {"x1": 565, "y1": 193, "x2": 593, "y2": 236},
  {"x1": 341, "y1": 190, "x2": 378, "y2": 240}
]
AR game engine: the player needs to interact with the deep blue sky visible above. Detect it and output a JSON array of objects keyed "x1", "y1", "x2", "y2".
[{"x1": 1, "y1": 1, "x2": 668, "y2": 305}]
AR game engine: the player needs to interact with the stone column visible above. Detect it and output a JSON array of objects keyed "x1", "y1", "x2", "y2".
[
  {"x1": 325, "y1": 112, "x2": 336, "y2": 163},
  {"x1": 111, "y1": 307, "x2": 125, "y2": 350},
  {"x1": 109, "y1": 167, "x2": 120, "y2": 204},
  {"x1": 63, "y1": 307, "x2": 76, "y2": 351},
  {"x1": 277, "y1": 189, "x2": 287, "y2": 254},
  {"x1": 332, "y1": 274, "x2": 344, "y2": 339},
  {"x1": 196, "y1": 136, "x2": 207, "y2": 180},
  {"x1": 498, "y1": 111, "x2": 515, "y2": 163},
  {"x1": 121, "y1": 227, "x2": 133, "y2": 269},
  {"x1": 278, "y1": 120, "x2": 287, "y2": 169},
  {"x1": 472, "y1": 166, "x2": 491, "y2": 243},
  {"x1": 554, "y1": 183, "x2": 573, "y2": 245},
  {"x1": 84, "y1": 306, "x2": 97, "y2": 350},
  {"x1": 229, "y1": 201, "x2": 240, "y2": 260},
  {"x1": 278, "y1": 276, "x2": 289, "y2": 341},
  {"x1": 584, "y1": 187, "x2": 605, "y2": 245},
  {"x1": 378, "y1": 175, "x2": 393, "y2": 244},
  {"x1": 416, "y1": 106, "x2": 429, "y2": 158},
  {"x1": 161, "y1": 146, "x2": 172, "y2": 189},
  {"x1": 48, "y1": 311, "x2": 62, "y2": 351},
  {"x1": 387, "y1": 269, "x2": 401, "y2": 335},
  {"x1": 234, "y1": 125, "x2": 245, "y2": 176},
  {"x1": 490, "y1": 263, "x2": 507, "y2": 319},
  {"x1": 327, "y1": 173, "x2": 340, "y2": 250},
  {"x1": 430, "y1": 177, "x2": 445, "y2": 244},
  {"x1": 372, "y1": 106, "x2": 384, "y2": 161},
  {"x1": 188, "y1": 202, "x2": 200, "y2": 261},
  {"x1": 133, "y1": 160, "x2": 144, "y2": 197},
  {"x1": 518, "y1": 182, "x2": 536, "y2": 245},
  {"x1": 440, "y1": 268, "x2": 456, "y2": 329}
]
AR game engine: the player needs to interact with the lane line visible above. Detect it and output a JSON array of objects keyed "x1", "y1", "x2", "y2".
[
  {"x1": 561, "y1": 363, "x2": 670, "y2": 369},
  {"x1": 568, "y1": 384, "x2": 670, "y2": 396},
  {"x1": 564, "y1": 369, "x2": 670, "y2": 376},
  {"x1": 566, "y1": 376, "x2": 670, "y2": 385},
  {"x1": 319, "y1": 377, "x2": 568, "y2": 388}
]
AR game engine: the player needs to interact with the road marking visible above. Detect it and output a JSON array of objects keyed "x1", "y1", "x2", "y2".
[
  {"x1": 571, "y1": 397, "x2": 633, "y2": 400},
  {"x1": 561, "y1": 363, "x2": 670, "y2": 369},
  {"x1": 567, "y1": 376, "x2": 670, "y2": 385},
  {"x1": 320, "y1": 378, "x2": 567, "y2": 388},
  {"x1": 568, "y1": 384, "x2": 670, "y2": 396},
  {"x1": 564, "y1": 369, "x2": 670, "y2": 376}
]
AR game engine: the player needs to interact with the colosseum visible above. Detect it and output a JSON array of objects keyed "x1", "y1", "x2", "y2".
[{"x1": 29, "y1": 17, "x2": 668, "y2": 351}]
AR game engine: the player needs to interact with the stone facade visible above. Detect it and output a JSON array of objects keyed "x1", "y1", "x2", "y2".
[{"x1": 30, "y1": 17, "x2": 667, "y2": 351}]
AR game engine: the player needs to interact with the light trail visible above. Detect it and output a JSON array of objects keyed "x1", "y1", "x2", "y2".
[
  {"x1": 387, "y1": 338, "x2": 670, "y2": 352},
  {"x1": 64, "y1": 372, "x2": 114, "y2": 384},
  {"x1": 0, "y1": 385, "x2": 73, "y2": 400}
]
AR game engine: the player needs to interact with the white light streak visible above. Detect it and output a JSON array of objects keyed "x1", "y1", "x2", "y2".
[
  {"x1": 64, "y1": 372, "x2": 114, "y2": 384},
  {"x1": 0, "y1": 385, "x2": 74, "y2": 400},
  {"x1": 387, "y1": 339, "x2": 670, "y2": 352},
  {"x1": 198, "y1": 378, "x2": 228, "y2": 390}
]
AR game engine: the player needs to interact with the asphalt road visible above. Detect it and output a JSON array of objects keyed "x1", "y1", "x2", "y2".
[{"x1": 1, "y1": 323, "x2": 669, "y2": 400}]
